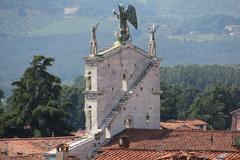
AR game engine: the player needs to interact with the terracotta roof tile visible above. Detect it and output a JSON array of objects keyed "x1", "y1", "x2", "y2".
[
  {"x1": 4, "y1": 154, "x2": 43, "y2": 160},
  {"x1": 96, "y1": 149, "x2": 240, "y2": 160},
  {"x1": 0, "y1": 136, "x2": 79, "y2": 159},
  {"x1": 160, "y1": 119, "x2": 207, "y2": 130},
  {"x1": 101, "y1": 129, "x2": 240, "y2": 152}
]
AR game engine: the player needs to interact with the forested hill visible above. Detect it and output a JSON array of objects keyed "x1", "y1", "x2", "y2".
[
  {"x1": 161, "y1": 64, "x2": 240, "y2": 90},
  {"x1": 160, "y1": 64, "x2": 240, "y2": 130},
  {"x1": 1, "y1": 0, "x2": 240, "y2": 96}
]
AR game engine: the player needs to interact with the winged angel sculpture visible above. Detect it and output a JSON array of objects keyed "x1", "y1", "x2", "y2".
[{"x1": 113, "y1": 3, "x2": 138, "y2": 43}]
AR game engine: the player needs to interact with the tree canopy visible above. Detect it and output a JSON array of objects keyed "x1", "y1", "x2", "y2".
[
  {"x1": 0, "y1": 89, "x2": 3, "y2": 99},
  {"x1": 160, "y1": 64, "x2": 240, "y2": 130},
  {"x1": 0, "y1": 55, "x2": 74, "y2": 138}
]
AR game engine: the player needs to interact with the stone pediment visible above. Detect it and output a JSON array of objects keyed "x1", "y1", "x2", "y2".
[{"x1": 84, "y1": 42, "x2": 150, "y2": 61}]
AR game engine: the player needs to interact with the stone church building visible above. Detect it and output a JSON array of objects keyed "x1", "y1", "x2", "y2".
[{"x1": 84, "y1": 42, "x2": 161, "y2": 138}]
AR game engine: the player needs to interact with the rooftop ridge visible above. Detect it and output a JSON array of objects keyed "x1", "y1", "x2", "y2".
[
  {"x1": 123, "y1": 128, "x2": 240, "y2": 134},
  {"x1": 101, "y1": 128, "x2": 240, "y2": 153},
  {"x1": 105, "y1": 148, "x2": 240, "y2": 153},
  {"x1": 9, "y1": 153, "x2": 42, "y2": 157},
  {"x1": 0, "y1": 135, "x2": 79, "y2": 141}
]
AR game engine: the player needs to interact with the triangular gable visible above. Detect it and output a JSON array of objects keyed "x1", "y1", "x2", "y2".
[
  {"x1": 84, "y1": 42, "x2": 149, "y2": 61},
  {"x1": 98, "y1": 42, "x2": 149, "y2": 59}
]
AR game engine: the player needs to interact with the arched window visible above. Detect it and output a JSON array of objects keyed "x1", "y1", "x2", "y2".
[
  {"x1": 123, "y1": 73, "x2": 126, "y2": 80},
  {"x1": 122, "y1": 73, "x2": 127, "y2": 91},
  {"x1": 124, "y1": 115, "x2": 134, "y2": 128},
  {"x1": 88, "y1": 110, "x2": 92, "y2": 130},
  {"x1": 86, "y1": 71, "x2": 92, "y2": 90},
  {"x1": 87, "y1": 76, "x2": 92, "y2": 90}
]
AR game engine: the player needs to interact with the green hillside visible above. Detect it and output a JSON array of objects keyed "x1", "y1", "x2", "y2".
[{"x1": 1, "y1": 0, "x2": 240, "y2": 96}]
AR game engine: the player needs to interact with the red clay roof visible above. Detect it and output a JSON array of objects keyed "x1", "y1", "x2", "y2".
[
  {"x1": 1, "y1": 154, "x2": 43, "y2": 160},
  {"x1": 101, "y1": 129, "x2": 240, "y2": 152},
  {"x1": 160, "y1": 119, "x2": 207, "y2": 130},
  {"x1": 96, "y1": 149, "x2": 240, "y2": 160},
  {"x1": 0, "y1": 136, "x2": 79, "y2": 160}
]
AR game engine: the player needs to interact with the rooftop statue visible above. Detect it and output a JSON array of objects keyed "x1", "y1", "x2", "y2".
[
  {"x1": 90, "y1": 23, "x2": 99, "y2": 56},
  {"x1": 113, "y1": 3, "x2": 138, "y2": 43},
  {"x1": 148, "y1": 24, "x2": 159, "y2": 57}
]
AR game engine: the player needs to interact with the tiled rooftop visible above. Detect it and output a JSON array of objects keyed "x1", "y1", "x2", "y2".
[
  {"x1": 96, "y1": 149, "x2": 240, "y2": 160},
  {"x1": 160, "y1": 119, "x2": 207, "y2": 130},
  {"x1": 1, "y1": 154, "x2": 43, "y2": 160},
  {"x1": 101, "y1": 129, "x2": 240, "y2": 152},
  {"x1": 0, "y1": 136, "x2": 80, "y2": 160}
]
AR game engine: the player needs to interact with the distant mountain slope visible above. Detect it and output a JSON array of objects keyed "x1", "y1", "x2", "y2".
[{"x1": 1, "y1": 0, "x2": 240, "y2": 96}]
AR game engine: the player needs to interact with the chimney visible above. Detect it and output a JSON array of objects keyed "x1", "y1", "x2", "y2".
[
  {"x1": 203, "y1": 124, "x2": 207, "y2": 131},
  {"x1": 119, "y1": 135, "x2": 130, "y2": 148},
  {"x1": 56, "y1": 144, "x2": 69, "y2": 160}
]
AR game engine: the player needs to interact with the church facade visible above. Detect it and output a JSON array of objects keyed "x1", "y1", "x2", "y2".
[{"x1": 84, "y1": 42, "x2": 161, "y2": 139}]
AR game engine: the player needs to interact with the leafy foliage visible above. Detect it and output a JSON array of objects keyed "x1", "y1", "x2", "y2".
[
  {"x1": 61, "y1": 84, "x2": 85, "y2": 130},
  {"x1": 161, "y1": 65, "x2": 240, "y2": 90},
  {"x1": 160, "y1": 81, "x2": 200, "y2": 121},
  {"x1": 0, "y1": 55, "x2": 74, "y2": 138},
  {"x1": 160, "y1": 65, "x2": 240, "y2": 130},
  {"x1": 0, "y1": 89, "x2": 3, "y2": 99},
  {"x1": 1, "y1": 1, "x2": 240, "y2": 95}
]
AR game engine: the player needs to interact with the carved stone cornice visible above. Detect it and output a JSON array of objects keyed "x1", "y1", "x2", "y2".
[{"x1": 83, "y1": 90, "x2": 104, "y2": 95}]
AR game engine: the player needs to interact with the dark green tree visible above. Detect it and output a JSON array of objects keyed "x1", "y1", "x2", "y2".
[
  {"x1": 4, "y1": 55, "x2": 74, "y2": 137},
  {"x1": 160, "y1": 81, "x2": 200, "y2": 121},
  {"x1": 188, "y1": 85, "x2": 229, "y2": 130},
  {"x1": 73, "y1": 75, "x2": 85, "y2": 89},
  {"x1": 0, "y1": 89, "x2": 3, "y2": 100},
  {"x1": 61, "y1": 85, "x2": 85, "y2": 130},
  {"x1": 160, "y1": 81, "x2": 182, "y2": 121},
  {"x1": 0, "y1": 89, "x2": 4, "y2": 110},
  {"x1": 0, "y1": 89, "x2": 5, "y2": 136}
]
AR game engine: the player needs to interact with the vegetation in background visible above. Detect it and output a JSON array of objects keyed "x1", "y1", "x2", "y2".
[
  {"x1": 160, "y1": 65, "x2": 240, "y2": 130},
  {"x1": 61, "y1": 75, "x2": 86, "y2": 130},
  {"x1": 1, "y1": 0, "x2": 240, "y2": 96},
  {"x1": 1, "y1": 0, "x2": 240, "y2": 136},
  {"x1": 0, "y1": 55, "x2": 75, "y2": 137},
  {"x1": 161, "y1": 65, "x2": 240, "y2": 90},
  {"x1": 2, "y1": 59, "x2": 240, "y2": 137}
]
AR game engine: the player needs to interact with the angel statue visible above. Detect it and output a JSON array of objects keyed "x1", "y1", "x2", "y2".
[
  {"x1": 148, "y1": 24, "x2": 159, "y2": 57},
  {"x1": 90, "y1": 23, "x2": 99, "y2": 56},
  {"x1": 113, "y1": 3, "x2": 138, "y2": 43}
]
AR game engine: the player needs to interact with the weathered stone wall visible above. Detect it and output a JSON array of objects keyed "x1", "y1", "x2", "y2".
[
  {"x1": 96, "y1": 46, "x2": 148, "y2": 127},
  {"x1": 108, "y1": 59, "x2": 160, "y2": 137},
  {"x1": 84, "y1": 44, "x2": 161, "y2": 137}
]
